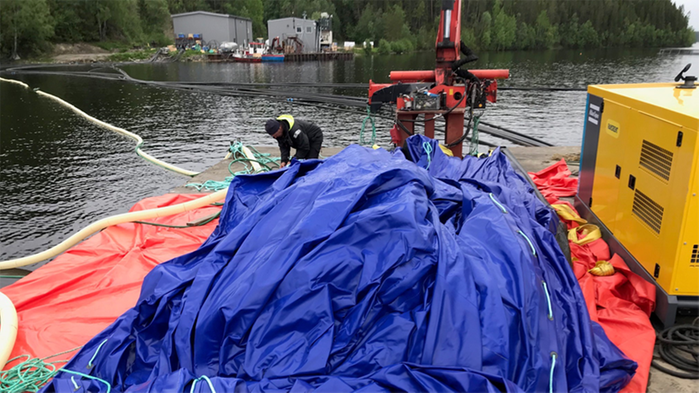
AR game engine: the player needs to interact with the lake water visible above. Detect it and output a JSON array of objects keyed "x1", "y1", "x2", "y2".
[{"x1": 1, "y1": 47, "x2": 697, "y2": 262}]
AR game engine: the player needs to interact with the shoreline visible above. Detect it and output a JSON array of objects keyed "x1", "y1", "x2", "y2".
[{"x1": 3, "y1": 41, "x2": 697, "y2": 66}]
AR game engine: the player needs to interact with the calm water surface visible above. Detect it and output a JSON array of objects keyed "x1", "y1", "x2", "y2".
[{"x1": 1, "y1": 47, "x2": 697, "y2": 262}]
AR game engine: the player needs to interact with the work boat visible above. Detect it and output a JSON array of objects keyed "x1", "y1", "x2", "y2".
[{"x1": 0, "y1": 1, "x2": 697, "y2": 392}]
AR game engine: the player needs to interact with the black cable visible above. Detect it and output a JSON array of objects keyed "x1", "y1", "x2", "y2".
[
  {"x1": 651, "y1": 319, "x2": 699, "y2": 379},
  {"x1": 498, "y1": 87, "x2": 587, "y2": 92},
  {"x1": 395, "y1": 118, "x2": 415, "y2": 137},
  {"x1": 444, "y1": 116, "x2": 473, "y2": 148},
  {"x1": 446, "y1": 85, "x2": 478, "y2": 148},
  {"x1": 1, "y1": 65, "x2": 543, "y2": 147}
]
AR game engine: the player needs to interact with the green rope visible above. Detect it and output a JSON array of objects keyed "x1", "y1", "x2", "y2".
[
  {"x1": 190, "y1": 375, "x2": 216, "y2": 393},
  {"x1": 87, "y1": 339, "x2": 108, "y2": 369},
  {"x1": 0, "y1": 346, "x2": 82, "y2": 393},
  {"x1": 57, "y1": 369, "x2": 111, "y2": 393},
  {"x1": 0, "y1": 275, "x2": 26, "y2": 279},
  {"x1": 186, "y1": 142, "x2": 281, "y2": 192},
  {"x1": 423, "y1": 142, "x2": 433, "y2": 170},
  {"x1": 469, "y1": 115, "x2": 482, "y2": 156},
  {"x1": 132, "y1": 211, "x2": 221, "y2": 228},
  {"x1": 359, "y1": 106, "x2": 377, "y2": 146},
  {"x1": 0, "y1": 343, "x2": 113, "y2": 393}
]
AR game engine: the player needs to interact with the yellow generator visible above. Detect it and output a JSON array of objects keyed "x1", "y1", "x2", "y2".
[{"x1": 575, "y1": 65, "x2": 698, "y2": 327}]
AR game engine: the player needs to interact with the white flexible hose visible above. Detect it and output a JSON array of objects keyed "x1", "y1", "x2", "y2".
[
  {"x1": 0, "y1": 78, "x2": 266, "y2": 268},
  {"x1": 0, "y1": 189, "x2": 228, "y2": 269},
  {"x1": 242, "y1": 146, "x2": 263, "y2": 172},
  {"x1": 34, "y1": 90, "x2": 200, "y2": 177},
  {"x1": 0, "y1": 292, "x2": 18, "y2": 369},
  {"x1": 0, "y1": 77, "x2": 29, "y2": 88},
  {"x1": 1, "y1": 77, "x2": 199, "y2": 177}
]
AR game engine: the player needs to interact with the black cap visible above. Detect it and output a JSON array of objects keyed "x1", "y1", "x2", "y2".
[{"x1": 265, "y1": 119, "x2": 280, "y2": 135}]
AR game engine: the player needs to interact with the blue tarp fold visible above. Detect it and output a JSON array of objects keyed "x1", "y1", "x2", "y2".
[{"x1": 44, "y1": 137, "x2": 635, "y2": 392}]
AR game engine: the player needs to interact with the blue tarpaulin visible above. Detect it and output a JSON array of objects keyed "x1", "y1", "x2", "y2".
[{"x1": 44, "y1": 136, "x2": 636, "y2": 392}]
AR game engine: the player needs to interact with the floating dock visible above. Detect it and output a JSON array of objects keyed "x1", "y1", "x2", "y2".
[
  {"x1": 207, "y1": 52, "x2": 354, "y2": 63},
  {"x1": 171, "y1": 145, "x2": 581, "y2": 194},
  {"x1": 284, "y1": 52, "x2": 354, "y2": 61}
]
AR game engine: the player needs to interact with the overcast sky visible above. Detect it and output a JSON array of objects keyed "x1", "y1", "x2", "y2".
[{"x1": 674, "y1": 0, "x2": 698, "y2": 30}]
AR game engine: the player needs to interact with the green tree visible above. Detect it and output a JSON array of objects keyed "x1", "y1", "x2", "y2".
[
  {"x1": 2, "y1": 0, "x2": 697, "y2": 58},
  {"x1": 491, "y1": 0, "x2": 516, "y2": 50},
  {"x1": 515, "y1": 21, "x2": 536, "y2": 50},
  {"x1": 461, "y1": 27, "x2": 477, "y2": 50},
  {"x1": 109, "y1": 0, "x2": 144, "y2": 42},
  {"x1": 415, "y1": 27, "x2": 432, "y2": 50},
  {"x1": 382, "y1": 4, "x2": 407, "y2": 42},
  {"x1": 353, "y1": 4, "x2": 377, "y2": 42},
  {"x1": 377, "y1": 38, "x2": 391, "y2": 55},
  {"x1": 479, "y1": 11, "x2": 492, "y2": 50},
  {"x1": 534, "y1": 10, "x2": 556, "y2": 49},
  {"x1": 0, "y1": 0, "x2": 54, "y2": 59},
  {"x1": 166, "y1": 0, "x2": 209, "y2": 14},
  {"x1": 234, "y1": 0, "x2": 266, "y2": 38},
  {"x1": 139, "y1": 0, "x2": 170, "y2": 45},
  {"x1": 578, "y1": 20, "x2": 599, "y2": 48},
  {"x1": 411, "y1": 1, "x2": 426, "y2": 32},
  {"x1": 48, "y1": 0, "x2": 84, "y2": 42},
  {"x1": 561, "y1": 13, "x2": 580, "y2": 48}
]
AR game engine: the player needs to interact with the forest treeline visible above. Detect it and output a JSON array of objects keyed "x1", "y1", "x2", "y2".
[{"x1": 0, "y1": 0, "x2": 695, "y2": 58}]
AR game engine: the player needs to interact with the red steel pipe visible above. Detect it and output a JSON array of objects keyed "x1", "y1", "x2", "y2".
[{"x1": 390, "y1": 69, "x2": 510, "y2": 82}]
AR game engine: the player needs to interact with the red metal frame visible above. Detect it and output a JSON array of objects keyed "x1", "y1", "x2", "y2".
[
  {"x1": 367, "y1": 0, "x2": 509, "y2": 157},
  {"x1": 434, "y1": 0, "x2": 461, "y2": 86}
]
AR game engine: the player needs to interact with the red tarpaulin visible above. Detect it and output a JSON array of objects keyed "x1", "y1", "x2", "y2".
[
  {"x1": 531, "y1": 163, "x2": 657, "y2": 393},
  {"x1": 2, "y1": 194, "x2": 221, "y2": 366},
  {"x1": 528, "y1": 159, "x2": 579, "y2": 203}
]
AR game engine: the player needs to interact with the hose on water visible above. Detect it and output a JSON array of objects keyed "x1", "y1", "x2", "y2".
[
  {"x1": 0, "y1": 77, "x2": 28, "y2": 88},
  {"x1": 1, "y1": 67, "x2": 552, "y2": 147},
  {"x1": 651, "y1": 318, "x2": 699, "y2": 379},
  {"x1": 1, "y1": 77, "x2": 201, "y2": 177},
  {"x1": 35, "y1": 89, "x2": 200, "y2": 177},
  {"x1": 359, "y1": 106, "x2": 377, "y2": 146}
]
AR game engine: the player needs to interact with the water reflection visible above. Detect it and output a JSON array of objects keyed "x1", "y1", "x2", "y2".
[{"x1": 1, "y1": 48, "x2": 696, "y2": 261}]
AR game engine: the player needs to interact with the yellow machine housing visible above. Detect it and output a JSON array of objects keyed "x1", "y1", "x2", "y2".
[{"x1": 578, "y1": 82, "x2": 698, "y2": 303}]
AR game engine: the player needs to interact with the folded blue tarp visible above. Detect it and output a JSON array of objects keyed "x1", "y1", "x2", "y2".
[{"x1": 44, "y1": 136, "x2": 635, "y2": 392}]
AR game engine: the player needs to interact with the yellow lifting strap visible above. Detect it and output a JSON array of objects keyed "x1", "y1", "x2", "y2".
[
  {"x1": 438, "y1": 144, "x2": 454, "y2": 157},
  {"x1": 277, "y1": 114, "x2": 295, "y2": 129},
  {"x1": 567, "y1": 224, "x2": 602, "y2": 246},
  {"x1": 589, "y1": 260, "x2": 616, "y2": 276},
  {"x1": 551, "y1": 203, "x2": 587, "y2": 225}
]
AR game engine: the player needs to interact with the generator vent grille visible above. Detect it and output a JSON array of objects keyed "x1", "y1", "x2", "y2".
[
  {"x1": 692, "y1": 245, "x2": 698, "y2": 264},
  {"x1": 639, "y1": 140, "x2": 673, "y2": 181},
  {"x1": 632, "y1": 190, "x2": 664, "y2": 234}
]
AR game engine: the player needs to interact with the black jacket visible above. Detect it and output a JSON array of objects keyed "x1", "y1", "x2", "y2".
[{"x1": 277, "y1": 119, "x2": 323, "y2": 163}]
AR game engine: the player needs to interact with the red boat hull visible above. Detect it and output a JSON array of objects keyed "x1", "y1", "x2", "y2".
[{"x1": 233, "y1": 57, "x2": 262, "y2": 63}]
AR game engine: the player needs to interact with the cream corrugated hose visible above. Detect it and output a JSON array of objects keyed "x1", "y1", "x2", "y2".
[
  {"x1": 0, "y1": 77, "x2": 249, "y2": 371},
  {"x1": 34, "y1": 91, "x2": 200, "y2": 177},
  {"x1": 0, "y1": 77, "x2": 29, "y2": 88},
  {"x1": 0, "y1": 77, "x2": 235, "y2": 268},
  {"x1": 0, "y1": 188, "x2": 228, "y2": 269},
  {"x1": 0, "y1": 292, "x2": 18, "y2": 368},
  {"x1": 1, "y1": 76, "x2": 199, "y2": 176}
]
